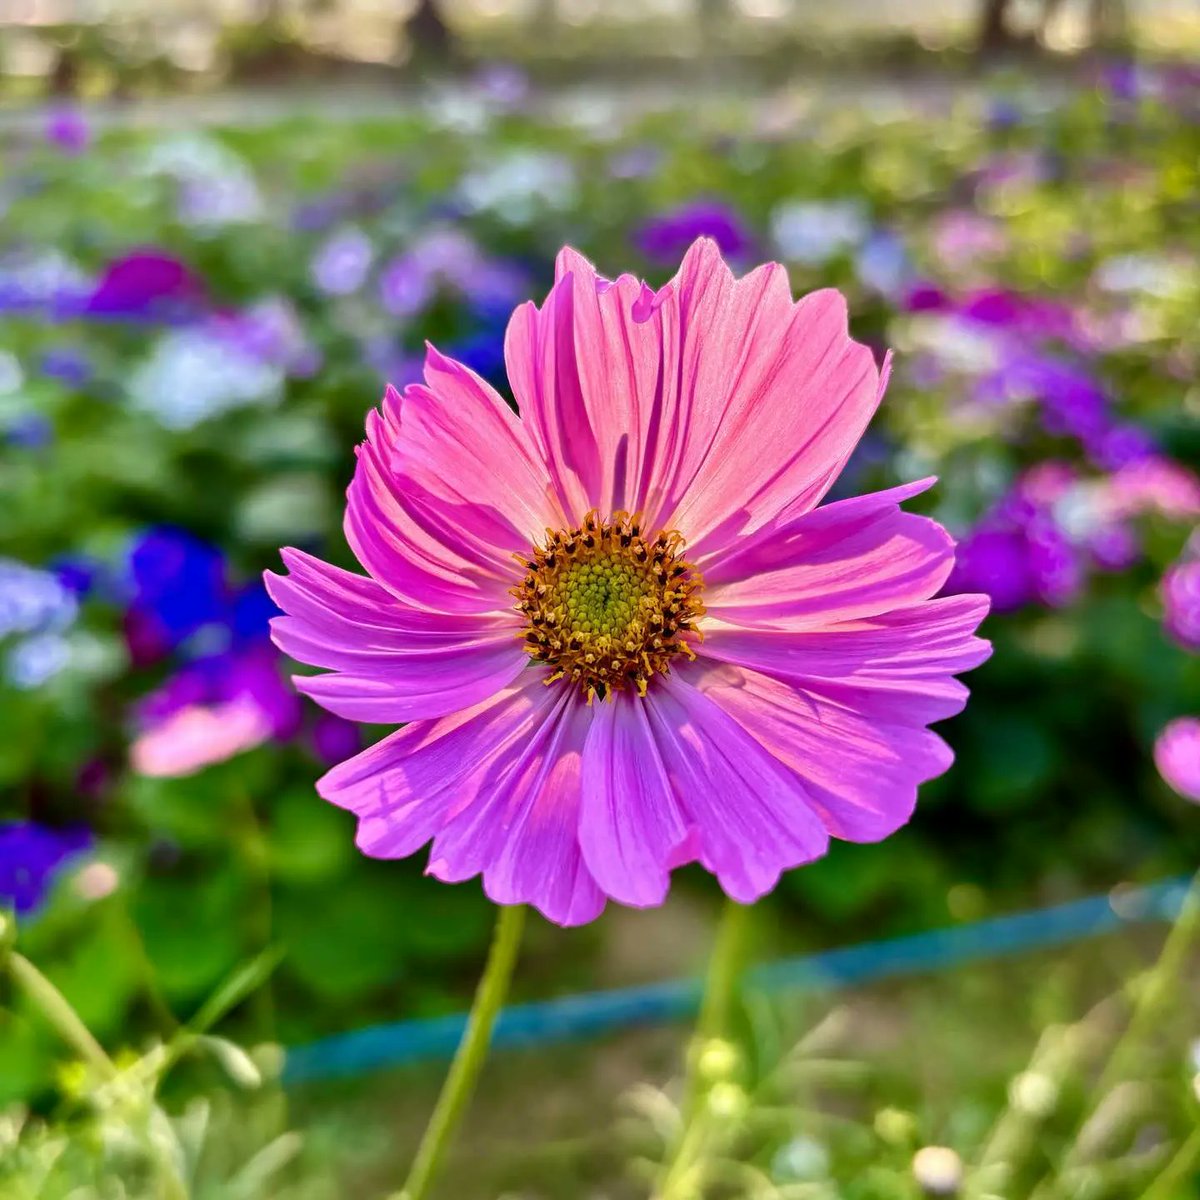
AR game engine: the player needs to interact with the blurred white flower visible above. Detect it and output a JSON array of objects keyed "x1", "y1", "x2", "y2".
[
  {"x1": 912, "y1": 1145, "x2": 963, "y2": 1196},
  {"x1": 770, "y1": 199, "x2": 869, "y2": 266},
  {"x1": 772, "y1": 1134, "x2": 830, "y2": 1182},
  {"x1": 128, "y1": 326, "x2": 283, "y2": 430},
  {"x1": 6, "y1": 632, "x2": 71, "y2": 689},
  {"x1": 140, "y1": 133, "x2": 264, "y2": 230},
  {"x1": 458, "y1": 152, "x2": 577, "y2": 226},
  {"x1": 0, "y1": 559, "x2": 77, "y2": 639},
  {"x1": 75, "y1": 861, "x2": 120, "y2": 902},
  {"x1": 1093, "y1": 253, "x2": 1194, "y2": 299}
]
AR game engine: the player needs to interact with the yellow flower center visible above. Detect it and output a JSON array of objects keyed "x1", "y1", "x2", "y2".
[{"x1": 513, "y1": 511, "x2": 705, "y2": 702}]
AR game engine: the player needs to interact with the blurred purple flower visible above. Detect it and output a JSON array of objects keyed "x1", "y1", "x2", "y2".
[
  {"x1": 86, "y1": 250, "x2": 204, "y2": 318},
  {"x1": 947, "y1": 528, "x2": 1038, "y2": 614},
  {"x1": 52, "y1": 555, "x2": 100, "y2": 599},
  {"x1": 0, "y1": 822, "x2": 91, "y2": 915},
  {"x1": 231, "y1": 581, "x2": 283, "y2": 645},
  {"x1": 38, "y1": 346, "x2": 92, "y2": 386},
  {"x1": 635, "y1": 201, "x2": 753, "y2": 265},
  {"x1": 608, "y1": 144, "x2": 662, "y2": 180},
  {"x1": 5, "y1": 413, "x2": 53, "y2": 449},
  {"x1": 311, "y1": 712, "x2": 362, "y2": 765},
  {"x1": 378, "y1": 255, "x2": 432, "y2": 317},
  {"x1": 215, "y1": 298, "x2": 321, "y2": 378},
  {"x1": 380, "y1": 230, "x2": 527, "y2": 319},
  {"x1": 474, "y1": 63, "x2": 530, "y2": 108},
  {"x1": 1154, "y1": 718, "x2": 1200, "y2": 803},
  {"x1": 310, "y1": 227, "x2": 373, "y2": 296},
  {"x1": 1087, "y1": 522, "x2": 1140, "y2": 572},
  {"x1": 1162, "y1": 561, "x2": 1200, "y2": 652},
  {"x1": 44, "y1": 105, "x2": 90, "y2": 155},
  {"x1": 946, "y1": 469, "x2": 1084, "y2": 613},
  {"x1": 1085, "y1": 423, "x2": 1156, "y2": 471}
]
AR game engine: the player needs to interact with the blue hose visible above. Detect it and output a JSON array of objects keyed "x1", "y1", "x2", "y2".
[{"x1": 282, "y1": 875, "x2": 1189, "y2": 1085}]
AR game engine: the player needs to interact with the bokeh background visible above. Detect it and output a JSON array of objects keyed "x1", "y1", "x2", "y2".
[{"x1": 1, "y1": 2, "x2": 1198, "y2": 1196}]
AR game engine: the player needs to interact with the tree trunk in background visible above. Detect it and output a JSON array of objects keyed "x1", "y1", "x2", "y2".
[
  {"x1": 408, "y1": 0, "x2": 453, "y2": 67},
  {"x1": 978, "y1": 0, "x2": 1016, "y2": 52}
]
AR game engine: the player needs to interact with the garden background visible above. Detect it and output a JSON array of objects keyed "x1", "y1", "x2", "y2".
[{"x1": 1, "y1": 1, "x2": 1198, "y2": 1196}]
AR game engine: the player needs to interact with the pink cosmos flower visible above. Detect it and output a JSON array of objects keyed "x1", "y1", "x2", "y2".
[
  {"x1": 1154, "y1": 718, "x2": 1200, "y2": 804},
  {"x1": 266, "y1": 240, "x2": 991, "y2": 926}
]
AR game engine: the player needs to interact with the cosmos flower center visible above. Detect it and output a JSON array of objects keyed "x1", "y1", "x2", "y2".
[{"x1": 513, "y1": 511, "x2": 705, "y2": 701}]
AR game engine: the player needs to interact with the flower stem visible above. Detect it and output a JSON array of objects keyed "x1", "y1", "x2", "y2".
[
  {"x1": 659, "y1": 898, "x2": 752, "y2": 1199},
  {"x1": 392, "y1": 903, "x2": 527, "y2": 1200},
  {"x1": 8, "y1": 950, "x2": 118, "y2": 1081},
  {"x1": 1090, "y1": 869, "x2": 1200, "y2": 1102},
  {"x1": 1140, "y1": 1124, "x2": 1200, "y2": 1200},
  {"x1": 1032, "y1": 869, "x2": 1200, "y2": 1199}
]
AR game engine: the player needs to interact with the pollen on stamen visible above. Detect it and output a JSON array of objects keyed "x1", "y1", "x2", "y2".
[{"x1": 512, "y1": 511, "x2": 705, "y2": 700}]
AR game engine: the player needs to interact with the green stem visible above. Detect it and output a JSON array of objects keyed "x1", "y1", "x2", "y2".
[
  {"x1": 1090, "y1": 869, "x2": 1200, "y2": 1103},
  {"x1": 8, "y1": 948, "x2": 191, "y2": 1199},
  {"x1": 659, "y1": 898, "x2": 752, "y2": 1199},
  {"x1": 1033, "y1": 869, "x2": 1200, "y2": 1199},
  {"x1": 391, "y1": 903, "x2": 527, "y2": 1200},
  {"x1": 695, "y1": 900, "x2": 751, "y2": 1045},
  {"x1": 1140, "y1": 1124, "x2": 1200, "y2": 1200},
  {"x1": 8, "y1": 951, "x2": 117, "y2": 1081}
]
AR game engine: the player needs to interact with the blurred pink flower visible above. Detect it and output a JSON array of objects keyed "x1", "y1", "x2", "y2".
[
  {"x1": 1162, "y1": 560, "x2": 1200, "y2": 651},
  {"x1": 131, "y1": 646, "x2": 300, "y2": 777},
  {"x1": 131, "y1": 696, "x2": 275, "y2": 778},
  {"x1": 1154, "y1": 718, "x2": 1200, "y2": 804}
]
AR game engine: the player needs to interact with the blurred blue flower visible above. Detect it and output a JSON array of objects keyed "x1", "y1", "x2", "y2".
[
  {"x1": 0, "y1": 821, "x2": 91, "y2": 915},
  {"x1": 230, "y1": 581, "x2": 282, "y2": 645},
  {"x1": 855, "y1": 229, "x2": 914, "y2": 297},
  {"x1": 448, "y1": 328, "x2": 507, "y2": 385},
  {"x1": 52, "y1": 555, "x2": 100, "y2": 599},
  {"x1": 125, "y1": 527, "x2": 227, "y2": 653}
]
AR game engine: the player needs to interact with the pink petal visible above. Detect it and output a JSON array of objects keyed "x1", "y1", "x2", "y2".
[
  {"x1": 701, "y1": 594, "x2": 992, "y2": 725},
  {"x1": 656, "y1": 246, "x2": 886, "y2": 552},
  {"x1": 266, "y1": 549, "x2": 526, "y2": 723},
  {"x1": 504, "y1": 239, "x2": 884, "y2": 549},
  {"x1": 702, "y1": 479, "x2": 953, "y2": 629},
  {"x1": 345, "y1": 363, "x2": 555, "y2": 613},
  {"x1": 579, "y1": 698, "x2": 691, "y2": 907},
  {"x1": 581, "y1": 674, "x2": 829, "y2": 907},
  {"x1": 317, "y1": 673, "x2": 603, "y2": 929},
  {"x1": 685, "y1": 659, "x2": 954, "y2": 842},
  {"x1": 425, "y1": 682, "x2": 606, "y2": 926}
]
